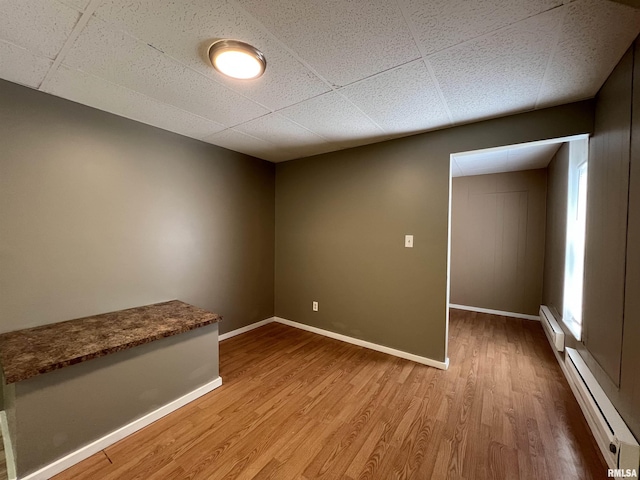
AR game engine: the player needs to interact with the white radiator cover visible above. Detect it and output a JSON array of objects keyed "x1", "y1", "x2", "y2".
[
  {"x1": 539, "y1": 305, "x2": 565, "y2": 352},
  {"x1": 564, "y1": 348, "x2": 639, "y2": 476}
]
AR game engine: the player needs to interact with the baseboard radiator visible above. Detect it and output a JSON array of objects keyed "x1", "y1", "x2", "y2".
[
  {"x1": 539, "y1": 305, "x2": 564, "y2": 352},
  {"x1": 564, "y1": 348, "x2": 639, "y2": 475}
]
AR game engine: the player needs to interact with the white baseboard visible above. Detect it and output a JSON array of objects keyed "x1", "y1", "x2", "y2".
[
  {"x1": 219, "y1": 317, "x2": 275, "y2": 341},
  {"x1": 20, "y1": 377, "x2": 223, "y2": 480},
  {"x1": 274, "y1": 317, "x2": 449, "y2": 370},
  {"x1": 449, "y1": 304, "x2": 540, "y2": 321},
  {"x1": 0, "y1": 411, "x2": 17, "y2": 480}
]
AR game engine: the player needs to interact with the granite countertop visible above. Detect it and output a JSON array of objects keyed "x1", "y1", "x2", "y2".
[{"x1": 0, "y1": 300, "x2": 221, "y2": 384}]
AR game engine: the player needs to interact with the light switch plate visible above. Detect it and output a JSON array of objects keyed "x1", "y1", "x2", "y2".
[{"x1": 405, "y1": 235, "x2": 414, "y2": 248}]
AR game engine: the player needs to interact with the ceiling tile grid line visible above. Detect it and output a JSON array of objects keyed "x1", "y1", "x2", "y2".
[
  {"x1": 56, "y1": 0, "x2": 92, "y2": 13},
  {"x1": 43, "y1": 65, "x2": 227, "y2": 139},
  {"x1": 427, "y1": 7, "x2": 566, "y2": 125},
  {"x1": 536, "y1": 0, "x2": 640, "y2": 109},
  {"x1": 394, "y1": 0, "x2": 455, "y2": 124},
  {"x1": 0, "y1": 38, "x2": 53, "y2": 89},
  {"x1": 84, "y1": 0, "x2": 390, "y2": 141},
  {"x1": 81, "y1": 9, "x2": 278, "y2": 117},
  {"x1": 337, "y1": 59, "x2": 453, "y2": 135},
  {"x1": 237, "y1": 111, "x2": 338, "y2": 147},
  {"x1": 233, "y1": 0, "x2": 458, "y2": 137},
  {"x1": 227, "y1": 0, "x2": 394, "y2": 136},
  {"x1": 399, "y1": 0, "x2": 568, "y2": 60},
  {"x1": 534, "y1": 4, "x2": 570, "y2": 108},
  {"x1": 59, "y1": 14, "x2": 271, "y2": 127},
  {"x1": 90, "y1": 0, "x2": 331, "y2": 112},
  {"x1": 2, "y1": 0, "x2": 640, "y2": 163},
  {"x1": 1, "y1": 0, "x2": 82, "y2": 60},
  {"x1": 415, "y1": 3, "x2": 565, "y2": 60},
  {"x1": 38, "y1": 0, "x2": 103, "y2": 92},
  {"x1": 235, "y1": 0, "x2": 422, "y2": 87}
]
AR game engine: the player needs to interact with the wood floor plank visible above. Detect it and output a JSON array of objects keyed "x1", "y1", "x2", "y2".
[{"x1": 53, "y1": 309, "x2": 608, "y2": 480}]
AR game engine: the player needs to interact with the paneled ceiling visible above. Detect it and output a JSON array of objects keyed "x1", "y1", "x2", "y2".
[{"x1": 1, "y1": 0, "x2": 639, "y2": 162}]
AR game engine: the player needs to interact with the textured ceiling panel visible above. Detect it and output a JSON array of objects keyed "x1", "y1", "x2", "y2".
[
  {"x1": 0, "y1": 40, "x2": 52, "y2": 89},
  {"x1": 536, "y1": 0, "x2": 640, "y2": 107},
  {"x1": 202, "y1": 128, "x2": 284, "y2": 162},
  {"x1": 62, "y1": 17, "x2": 269, "y2": 127},
  {"x1": 0, "y1": 0, "x2": 638, "y2": 163},
  {"x1": 400, "y1": 0, "x2": 563, "y2": 56},
  {"x1": 58, "y1": 0, "x2": 91, "y2": 12},
  {"x1": 236, "y1": 0, "x2": 420, "y2": 87},
  {"x1": 45, "y1": 66, "x2": 226, "y2": 140},
  {"x1": 0, "y1": 0, "x2": 81, "y2": 59},
  {"x1": 339, "y1": 60, "x2": 452, "y2": 134},
  {"x1": 279, "y1": 92, "x2": 385, "y2": 144},
  {"x1": 234, "y1": 113, "x2": 328, "y2": 149},
  {"x1": 94, "y1": 0, "x2": 330, "y2": 111},
  {"x1": 429, "y1": 9, "x2": 563, "y2": 124}
]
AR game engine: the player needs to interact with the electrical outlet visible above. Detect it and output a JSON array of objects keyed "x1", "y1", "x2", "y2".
[
  {"x1": 312, "y1": 301, "x2": 318, "y2": 312},
  {"x1": 405, "y1": 235, "x2": 414, "y2": 248}
]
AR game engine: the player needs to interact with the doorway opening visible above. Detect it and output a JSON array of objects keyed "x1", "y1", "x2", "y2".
[{"x1": 445, "y1": 134, "x2": 589, "y2": 358}]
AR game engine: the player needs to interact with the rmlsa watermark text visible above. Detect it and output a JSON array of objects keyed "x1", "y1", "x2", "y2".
[{"x1": 608, "y1": 469, "x2": 638, "y2": 478}]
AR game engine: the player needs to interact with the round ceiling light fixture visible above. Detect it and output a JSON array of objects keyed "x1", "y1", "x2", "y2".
[{"x1": 208, "y1": 39, "x2": 266, "y2": 80}]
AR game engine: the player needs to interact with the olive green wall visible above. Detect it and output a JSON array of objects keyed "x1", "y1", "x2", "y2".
[
  {"x1": 275, "y1": 101, "x2": 594, "y2": 363},
  {"x1": 0, "y1": 79, "x2": 275, "y2": 337},
  {"x1": 451, "y1": 169, "x2": 548, "y2": 316},
  {"x1": 542, "y1": 39, "x2": 640, "y2": 439}
]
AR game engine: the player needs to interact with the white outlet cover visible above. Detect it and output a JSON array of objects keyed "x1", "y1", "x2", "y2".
[{"x1": 405, "y1": 235, "x2": 414, "y2": 248}]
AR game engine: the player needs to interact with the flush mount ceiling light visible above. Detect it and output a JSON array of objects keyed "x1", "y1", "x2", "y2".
[{"x1": 208, "y1": 39, "x2": 266, "y2": 80}]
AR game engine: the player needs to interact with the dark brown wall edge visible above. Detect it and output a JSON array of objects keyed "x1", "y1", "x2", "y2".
[{"x1": 543, "y1": 38, "x2": 640, "y2": 440}]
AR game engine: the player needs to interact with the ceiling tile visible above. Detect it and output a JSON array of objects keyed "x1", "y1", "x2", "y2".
[
  {"x1": 202, "y1": 129, "x2": 284, "y2": 162},
  {"x1": 278, "y1": 142, "x2": 347, "y2": 162},
  {"x1": 94, "y1": 0, "x2": 330, "y2": 110},
  {"x1": 57, "y1": 0, "x2": 91, "y2": 11},
  {"x1": 337, "y1": 135, "x2": 397, "y2": 151},
  {"x1": 0, "y1": 40, "x2": 52, "y2": 89},
  {"x1": 44, "y1": 66, "x2": 226, "y2": 140},
  {"x1": 278, "y1": 92, "x2": 385, "y2": 143},
  {"x1": 0, "y1": 0, "x2": 81, "y2": 59},
  {"x1": 234, "y1": 113, "x2": 327, "y2": 149},
  {"x1": 339, "y1": 60, "x2": 451, "y2": 134},
  {"x1": 236, "y1": 0, "x2": 420, "y2": 87},
  {"x1": 428, "y1": 8, "x2": 563, "y2": 124},
  {"x1": 400, "y1": 0, "x2": 563, "y2": 55},
  {"x1": 536, "y1": 0, "x2": 640, "y2": 108},
  {"x1": 62, "y1": 17, "x2": 269, "y2": 127}
]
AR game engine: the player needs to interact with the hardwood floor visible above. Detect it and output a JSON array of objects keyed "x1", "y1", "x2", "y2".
[{"x1": 55, "y1": 309, "x2": 607, "y2": 479}]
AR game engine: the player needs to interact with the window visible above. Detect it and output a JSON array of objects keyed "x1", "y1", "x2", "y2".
[{"x1": 563, "y1": 138, "x2": 589, "y2": 340}]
